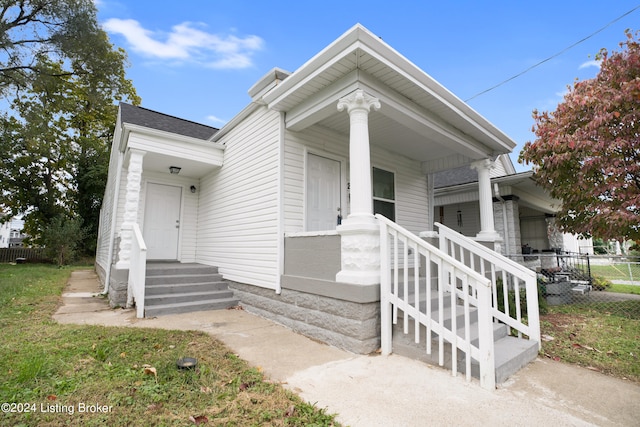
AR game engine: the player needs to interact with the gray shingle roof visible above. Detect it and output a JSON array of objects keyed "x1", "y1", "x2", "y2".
[
  {"x1": 433, "y1": 166, "x2": 478, "y2": 188},
  {"x1": 120, "y1": 103, "x2": 218, "y2": 140}
]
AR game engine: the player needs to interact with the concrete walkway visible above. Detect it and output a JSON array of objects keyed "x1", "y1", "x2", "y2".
[{"x1": 54, "y1": 270, "x2": 640, "y2": 427}]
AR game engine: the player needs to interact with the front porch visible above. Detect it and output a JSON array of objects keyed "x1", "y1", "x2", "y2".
[{"x1": 266, "y1": 217, "x2": 541, "y2": 389}]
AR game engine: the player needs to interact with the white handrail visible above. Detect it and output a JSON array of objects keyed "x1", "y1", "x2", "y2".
[
  {"x1": 127, "y1": 223, "x2": 147, "y2": 318},
  {"x1": 377, "y1": 214, "x2": 496, "y2": 390},
  {"x1": 435, "y1": 222, "x2": 540, "y2": 349}
]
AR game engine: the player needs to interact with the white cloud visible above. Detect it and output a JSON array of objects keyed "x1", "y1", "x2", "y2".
[
  {"x1": 102, "y1": 19, "x2": 263, "y2": 69},
  {"x1": 579, "y1": 60, "x2": 601, "y2": 70},
  {"x1": 206, "y1": 115, "x2": 226, "y2": 124}
]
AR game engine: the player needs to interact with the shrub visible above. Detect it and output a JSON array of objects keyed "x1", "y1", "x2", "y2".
[
  {"x1": 592, "y1": 275, "x2": 612, "y2": 291},
  {"x1": 41, "y1": 215, "x2": 86, "y2": 266}
]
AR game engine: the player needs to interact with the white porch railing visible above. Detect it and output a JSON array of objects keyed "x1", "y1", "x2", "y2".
[
  {"x1": 435, "y1": 222, "x2": 541, "y2": 347},
  {"x1": 126, "y1": 223, "x2": 147, "y2": 318},
  {"x1": 377, "y1": 215, "x2": 497, "y2": 390}
]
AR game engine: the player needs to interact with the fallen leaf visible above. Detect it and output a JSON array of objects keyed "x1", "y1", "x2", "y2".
[
  {"x1": 144, "y1": 366, "x2": 158, "y2": 383},
  {"x1": 285, "y1": 405, "x2": 296, "y2": 417},
  {"x1": 47, "y1": 395, "x2": 57, "y2": 401},
  {"x1": 147, "y1": 403, "x2": 162, "y2": 411},
  {"x1": 189, "y1": 415, "x2": 209, "y2": 424},
  {"x1": 200, "y1": 386, "x2": 212, "y2": 394},
  {"x1": 120, "y1": 352, "x2": 126, "y2": 358}
]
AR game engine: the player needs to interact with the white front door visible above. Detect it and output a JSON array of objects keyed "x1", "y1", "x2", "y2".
[
  {"x1": 306, "y1": 153, "x2": 341, "y2": 231},
  {"x1": 143, "y1": 183, "x2": 182, "y2": 260}
]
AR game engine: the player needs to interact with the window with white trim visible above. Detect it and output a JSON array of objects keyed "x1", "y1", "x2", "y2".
[{"x1": 373, "y1": 167, "x2": 395, "y2": 221}]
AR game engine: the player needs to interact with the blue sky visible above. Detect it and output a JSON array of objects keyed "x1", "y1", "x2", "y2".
[{"x1": 96, "y1": 1, "x2": 640, "y2": 172}]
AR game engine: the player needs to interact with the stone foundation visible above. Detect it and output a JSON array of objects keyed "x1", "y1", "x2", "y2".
[
  {"x1": 107, "y1": 266, "x2": 129, "y2": 308},
  {"x1": 229, "y1": 281, "x2": 380, "y2": 354}
]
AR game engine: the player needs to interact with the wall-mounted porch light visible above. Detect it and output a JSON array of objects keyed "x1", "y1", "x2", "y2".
[
  {"x1": 169, "y1": 166, "x2": 181, "y2": 174},
  {"x1": 457, "y1": 209, "x2": 463, "y2": 227},
  {"x1": 190, "y1": 185, "x2": 197, "y2": 193}
]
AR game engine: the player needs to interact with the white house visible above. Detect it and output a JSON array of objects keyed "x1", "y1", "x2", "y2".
[
  {"x1": 96, "y1": 24, "x2": 541, "y2": 389},
  {"x1": 433, "y1": 154, "x2": 594, "y2": 257},
  {"x1": 0, "y1": 218, "x2": 10, "y2": 248}
]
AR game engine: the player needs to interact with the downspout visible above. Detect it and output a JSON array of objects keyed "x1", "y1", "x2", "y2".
[
  {"x1": 275, "y1": 111, "x2": 285, "y2": 294},
  {"x1": 103, "y1": 149, "x2": 124, "y2": 294},
  {"x1": 493, "y1": 183, "x2": 510, "y2": 255}
]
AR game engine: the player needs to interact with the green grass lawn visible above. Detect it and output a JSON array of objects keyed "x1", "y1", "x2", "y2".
[
  {"x1": 590, "y1": 263, "x2": 640, "y2": 282},
  {"x1": 0, "y1": 264, "x2": 339, "y2": 426},
  {"x1": 540, "y1": 302, "x2": 640, "y2": 383}
]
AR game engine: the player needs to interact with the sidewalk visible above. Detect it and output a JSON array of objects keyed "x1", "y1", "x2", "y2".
[{"x1": 54, "y1": 270, "x2": 640, "y2": 427}]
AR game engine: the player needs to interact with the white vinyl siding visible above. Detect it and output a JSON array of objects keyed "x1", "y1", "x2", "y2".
[
  {"x1": 196, "y1": 106, "x2": 281, "y2": 289},
  {"x1": 283, "y1": 124, "x2": 429, "y2": 235},
  {"x1": 95, "y1": 140, "x2": 122, "y2": 270}
]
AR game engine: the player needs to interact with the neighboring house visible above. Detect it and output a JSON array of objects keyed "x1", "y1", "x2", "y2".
[
  {"x1": 96, "y1": 24, "x2": 541, "y2": 389},
  {"x1": 433, "y1": 155, "x2": 593, "y2": 258},
  {"x1": 0, "y1": 218, "x2": 10, "y2": 248},
  {"x1": 1, "y1": 217, "x2": 26, "y2": 248}
]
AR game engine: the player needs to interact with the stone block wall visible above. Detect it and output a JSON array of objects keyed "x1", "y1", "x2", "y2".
[{"x1": 229, "y1": 281, "x2": 380, "y2": 354}]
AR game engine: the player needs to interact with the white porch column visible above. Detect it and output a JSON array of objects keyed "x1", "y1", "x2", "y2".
[
  {"x1": 116, "y1": 149, "x2": 146, "y2": 269},
  {"x1": 338, "y1": 89, "x2": 381, "y2": 220},
  {"x1": 335, "y1": 89, "x2": 381, "y2": 285},
  {"x1": 471, "y1": 158, "x2": 500, "y2": 241}
]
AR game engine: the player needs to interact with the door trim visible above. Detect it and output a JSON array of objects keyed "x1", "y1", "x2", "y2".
[
  {"x1": 303, "y1": 148, "x2": 348, "y2": 231},
  {"x1": 141, "y1": 181, "x2": 184, "y2": 261}
]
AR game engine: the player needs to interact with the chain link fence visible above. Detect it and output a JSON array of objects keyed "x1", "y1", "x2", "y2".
[{"x1": 507, "y1": 252, "x2": 640, "y2": 319}]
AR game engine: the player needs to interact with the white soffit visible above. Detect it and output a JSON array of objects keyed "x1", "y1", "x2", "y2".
[{"x1": 262, "y1": 24, "x2": 516, "y2": 155}]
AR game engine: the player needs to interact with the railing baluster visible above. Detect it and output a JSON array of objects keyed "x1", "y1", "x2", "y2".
[
  {"x1": 392, "y1": 229, "x2": 399, "y2": 324},
  {"x1": 380, "y1": 221, "x2": 392, "y2": 356},
  {"x1": 403, "y1": 235, "x2": 409, "y2": 335},
  {"x1": 450, "y1": 267, "x2": 458, "y2": 377},
  {"x1": 463, "y1": 275, "x2": 471, "y2": 382},
  {"x1": 425, "y1": 251, "x2": 432, "y2": 356},
  {"x1": 414, "y1": 242, "x2": 420, "y2": 344}
]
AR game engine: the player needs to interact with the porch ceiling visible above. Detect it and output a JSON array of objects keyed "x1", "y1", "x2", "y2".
[
  {"x1": 262, "y1": 25, "x2": 517, "y2": 168},
  {"x1": 494, "y1": 173, "x2": 561, "y2": 214},
  {"x1": 124, "y1": 124, "x2": 224, "y2": 179},
  {"x1": 141, "y1": 151, "x2": 221, "y2": 179}
]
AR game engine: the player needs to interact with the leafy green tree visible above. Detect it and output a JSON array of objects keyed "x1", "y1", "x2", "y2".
[
  {"x1": 0, "y1": 0, "x2": 140, "y2": 253},
  {"x1": 520, "y1": 30, "x2": 640, "y2": 244},
  {"x1": 1, "y1": 0, "x2": 106, "y2": 94}
]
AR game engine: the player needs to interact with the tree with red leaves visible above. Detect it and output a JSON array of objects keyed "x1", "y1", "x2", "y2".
[{"x1": 520, "y1": 30, "x2": 640, "y2": 245}]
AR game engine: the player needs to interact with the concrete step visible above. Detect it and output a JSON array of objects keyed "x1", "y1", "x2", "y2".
[
  {"x1": 392, "y1": 311, "x2": 537, "y2": 384},
  {"x1": 493, "y1": 336, "x2": 539, "y2": 384},
  {"x1": 146, "y1": 262, "x2": 219, "y2": 277},
  {"x1": 145, "y1": 289, "x2": 235, "y2": 306},
  {"x1": 145, "y1": 273, "x2": 223, "y2": 286},
  {"x1": 145, "y1": 281, "x2": 230, "y2": 296},
  {"x1": 144, "y1": 297, "x2": 239, "y2": 317},
  {"x1": 142, "y1": 263, "x2": 238, "y2": 317}
]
